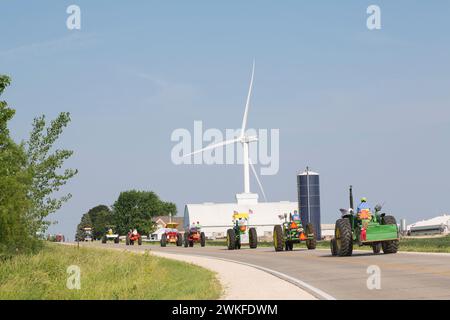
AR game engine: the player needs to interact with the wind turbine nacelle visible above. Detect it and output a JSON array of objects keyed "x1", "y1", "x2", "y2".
[{"x1": 241, "y1": 135, "x2": 258, "y2": 143}]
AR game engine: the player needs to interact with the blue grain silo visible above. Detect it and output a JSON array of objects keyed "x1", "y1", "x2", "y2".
[{"x1": 297, "y1": 167, "x2": 321, "y2": 240}]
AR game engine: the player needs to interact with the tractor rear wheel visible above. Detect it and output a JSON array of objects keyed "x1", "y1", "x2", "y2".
[
  {"x1": 372, "y1": 242, "x2": 382, "y2": 254},
  {"x1": 126, "y1": 235, "x2": 130, "y2": 246},
  {"x1": 227, "y1": 229, "x2": 235, "y2": 250},
  {"x1": 176, "y1": 233, "x2": 182, "y2": 247},
  {"x1": 160, "y1": 234, "x2": 167, "y2": 247},
  {"x1": 273, "y1": 225, "x2": 284, "y2": 252},
  {"x1": 305, "y1": 223, "x2": 317, "y2": 250},
  {"x1": 114, "y1": 236, "x2": 119, "y2": 244},
  {"x1": 183, "y1": 233, "x2": 188, "y2": 247},
  {"x1": 189, "y1": 240, "x2": 194, "y2": 247},
  {"x1": 200, "y1": 232, "x2": 206, "y2": 247},
  {"x1": 335, "y1": 218, "x2": 353, "y2": 256},
  {"x1": 330, "y1": 238, "x2": 338, "y2": 256},
  {"x1": 101, "y1": 236, "x2": 107, "y2": 244},
  {"x1": 249, "y1": 227, "x2": 257, "y2": 249},
  {"x1": 381, "y1": 215, "x2": 399, "y2": 254}
]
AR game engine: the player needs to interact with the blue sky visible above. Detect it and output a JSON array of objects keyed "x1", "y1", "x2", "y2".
[{"x1": 1, "y1": 1, "x2": 449, "y2": 238}]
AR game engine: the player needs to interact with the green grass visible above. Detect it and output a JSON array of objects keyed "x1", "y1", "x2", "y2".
[
  {"x1": 0, "y1": 243, "x2": 221, "y2": 300},
  {"x1": 395, "y1": 236, "x2": 450, "y2": 253}
]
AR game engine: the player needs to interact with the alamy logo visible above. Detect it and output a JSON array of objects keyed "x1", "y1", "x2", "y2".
[
  {"x1": 367, "y1": 5, "x2": 381, "y2": 30},
  {"x1": 366, "y1": 265, "x2": 381, "y2": 290},
  {"x1": 66, "y1": 5, "x2": 81, "y2": 30},
  {"x1": 171, "y1": 121, "x2": 279, "y2": 176},
  {"x1": 66, "y1": 265, "x2": 81, "y2": 290}
]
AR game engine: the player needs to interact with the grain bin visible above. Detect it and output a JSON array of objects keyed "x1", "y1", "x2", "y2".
[{"x1": 297, "y1": 167, "x2": 321, "y2": 239}]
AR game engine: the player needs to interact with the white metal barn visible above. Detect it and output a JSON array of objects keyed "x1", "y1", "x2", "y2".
[
  {"x1": 407, "y1": 214, "x2": 450, "y2": 236},
  {"x1": 184, "y1": 200, "x2": 298, "y2": 240}
]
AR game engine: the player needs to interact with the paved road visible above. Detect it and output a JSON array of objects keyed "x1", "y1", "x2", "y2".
[{"x1": 86, "y1": 242, "x2": 450, "y2": 300}]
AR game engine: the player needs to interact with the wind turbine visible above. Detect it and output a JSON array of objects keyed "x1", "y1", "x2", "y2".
[{"x1": 184, "y1": 61, "x2": 267, "y2": 202}]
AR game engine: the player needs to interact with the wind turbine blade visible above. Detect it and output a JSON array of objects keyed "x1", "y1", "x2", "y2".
[
  {"x1": 183, "y1": 138, "x2": 240, "y2": 158},
  {"x1": 249, "y1": 158, "x2": 267, "y2": 202},
  {"x1": 240, "y1": 60, "x2": 255, "y2": 138}
]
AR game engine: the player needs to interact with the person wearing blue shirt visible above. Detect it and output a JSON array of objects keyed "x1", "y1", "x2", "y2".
[{"x1": 357, "y1": 197, "x2": 371, "y2": 213}]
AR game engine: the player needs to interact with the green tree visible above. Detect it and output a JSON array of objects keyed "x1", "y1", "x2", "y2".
[
  {"x1": 75, "y1": 213, "x2": 93, "y2": 241},
  {"x1": 87, "y1": 205, "x2": 113, "y2": 239},
  {"x1": 26, "y1": 112, "x2": 78, "y2": 233},
  {"x1": 0, "y1": 75, "x2": 35, "y2": 258},
  {"x1": 112, "y1": 190, "x2": 177, "y2": 235},
  {"x1": 1, "y1": 74, "x2": 77, "y2": 257}
]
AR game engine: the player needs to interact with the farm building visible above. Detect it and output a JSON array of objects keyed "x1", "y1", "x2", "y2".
[{"x1": 407, "y1": 214, "x2": 450, "y2": 236}]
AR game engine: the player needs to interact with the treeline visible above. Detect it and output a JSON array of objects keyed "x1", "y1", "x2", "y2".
[
  {"x1": 76, "y1": 190, "x2": 176, "y2": 240},
  {"x1": 0, "y1": 75, "x2": 77, "y2": 259}
]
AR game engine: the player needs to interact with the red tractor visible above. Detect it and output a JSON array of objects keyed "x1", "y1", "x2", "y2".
[
  {"x1": 160, "y1": 222, "x2": 182, "y2": 247},
  {"x1": 184, "y1": 224, "x2": 206, "y2": 248},
  {"x1": 126, "y1": 229, "x2": 142, "y2": 246}
]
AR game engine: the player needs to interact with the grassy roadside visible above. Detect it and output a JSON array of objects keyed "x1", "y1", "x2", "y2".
[
  {"x1": 0, "y1": 243, "x2": 221, "y2": 300},
  {"x1": 200, "y1": 237, "x2": 450, "y2": 253}
]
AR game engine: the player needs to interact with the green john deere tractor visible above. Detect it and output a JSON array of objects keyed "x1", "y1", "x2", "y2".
[
  {"x1": 330, "y1": 186, "x2": 399, "y2": 256},
  {"x1": 273, "y1": 212, "x2": 316, "y2": 251},
  {"x1": 226, "y1": 212, "x2": 257, "y2": 250}
]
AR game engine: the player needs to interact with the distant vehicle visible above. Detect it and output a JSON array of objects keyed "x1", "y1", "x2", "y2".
[
  {"x1": 101, "y1": 228, "x2": 120, "y2": 244},
  {"x1": 330, "y1": 186, "x2": 399, "y2": 256},
  {"x1": 79, "y1": 227, "x2": 94, "y2": 242},
  {"x1": 55, "y1": 234, "x2": 65, "y2": 242},
  {"x1": 126, "y1": 229, "x2": 142, "y2": 246},
  {"x1": 161, "y1": 223, "x2": 182, "y2": 247},
  {"x1": 184, "y1": 222, "x2": 205, "y2": 247},
  {"x1": 226, "y1": 211, "x2": 257, "y2": 250}
]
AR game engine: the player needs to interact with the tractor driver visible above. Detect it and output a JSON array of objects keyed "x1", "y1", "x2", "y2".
[
  {"x1": 291, "y1": 210, "x2": 301, "y2": 228},
  {"x1": 357, "y1": 197, "x2": 372, "y2": 220},
  {"x1": 196, "y1": 221, "x2": 201, "y2": 230}
]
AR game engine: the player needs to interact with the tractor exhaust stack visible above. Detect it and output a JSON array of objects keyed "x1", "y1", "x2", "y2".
[{"x1": 349, "y1": 185, "x2": 354, "y2": 210}]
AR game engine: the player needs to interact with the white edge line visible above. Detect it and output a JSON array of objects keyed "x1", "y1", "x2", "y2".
[{"x1": 158, "y1": 251, "x2": 337, "y2": 301}]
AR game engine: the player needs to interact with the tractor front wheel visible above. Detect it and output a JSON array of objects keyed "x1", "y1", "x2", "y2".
[
  {"x1": 226, "y1": 229, "x2": 236, "y2": 250},
  {"x1": 330, "y1": 238, "x2": 338, "y2": 256},
  {"x1": 200, "y1": 232, "x2": 206, "y2": 247},
  {"x1": 176, "y1": 233, "x2": 182, "y2": 247},
  {"x1": 381, "y1": 215, "x2": 399, "y2": 254},
  {"x1": 183, "y1": 233, "x2": 188, "y2": 247},
  {"x1": 335, "y1": 218, "x2": 353, "y2": 256},
  {"x1": 160, "y1": 234, "x2": 167, "y2": 247},
  {"x1": 273, "y1": 225, "x2": 284, "y2": 252},
  {"x1": 285, "y1": 241, "x2": 293, "y2": 251},
  {"x1": 249, "y1": 227, "x2": 257, "y2": 249},
  {"x1": 372, "y1": 242, "x2": 382, "y2": 254},
  {"x1": 305, "y1": 223, "x2": 317, "y2": 250}
]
